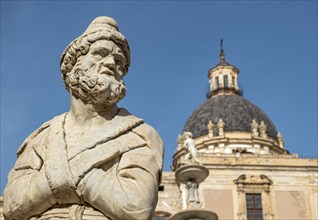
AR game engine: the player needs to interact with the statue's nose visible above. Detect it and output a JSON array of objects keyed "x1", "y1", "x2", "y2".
[{"x1": 103, "y1": 56, "x2": 115, "y2": 69}]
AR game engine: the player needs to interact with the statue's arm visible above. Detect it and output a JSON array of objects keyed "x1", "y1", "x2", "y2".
[
  {"x1": 79, "y1": 124, "x2": 164, "y2": 220},
  {"x1": 4, "y1": 136, "x2": 56, "y2": 220}
]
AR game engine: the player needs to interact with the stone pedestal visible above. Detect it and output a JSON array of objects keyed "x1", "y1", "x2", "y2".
[
  {"x1": 170, "y1": 209, "x2": 218, "y2": 220},
  {"x1": 176, "y1": 165, "x2": 209, "y2": 208},
  {"x1": 174, "y1": 165, "x2": 218, "y2": 219}
]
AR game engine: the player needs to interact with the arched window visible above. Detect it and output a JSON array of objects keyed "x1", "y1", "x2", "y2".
[
  {"x1": 215, "y1": 76, "x2": 219, "y2": 89},
  {"x1": 246, "y1": 193, "x2": 263, "y2": 220},
  {"x1": 224, "y1": 75, "x2": 228, "y2": 89}
]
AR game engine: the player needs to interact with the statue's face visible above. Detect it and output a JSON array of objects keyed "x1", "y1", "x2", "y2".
[
  {"x1": 184, "y1": 132, "x2": 192, "y2": 139},
  {"x1": 81, "y1": 40, "x2": 126, "y2": 79},
  {"x1": 75, "y1": 39, "x2": 127, "y2": 105}
]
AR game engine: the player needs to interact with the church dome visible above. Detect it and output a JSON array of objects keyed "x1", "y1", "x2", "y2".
[
  {"x1": 183, "y1": 94, "x2": 278, "y2": 141},
  {"x1": 173, "y1": 43, "x2": 287, "y2": 172}
]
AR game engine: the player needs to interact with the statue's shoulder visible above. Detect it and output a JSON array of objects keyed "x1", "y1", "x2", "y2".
[
  {"x1": 118, "y1": 108, "x2": 162, "y2": 147},
  {"x1": 133, "y1": 122, "x2": 163, "y2": 147},
  {"x1": 124, "y1": 109, "x2": 163, "y2": 170},
  {"x1": 17, "y1": 113, "x2": 67, "y2": 155}
]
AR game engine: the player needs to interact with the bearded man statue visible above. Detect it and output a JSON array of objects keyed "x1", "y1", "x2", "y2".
[{"x1": 4, "y1": 16, "x2": 164, "y2": 220}]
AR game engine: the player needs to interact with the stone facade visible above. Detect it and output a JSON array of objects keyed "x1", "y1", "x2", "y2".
[{"x1": 155, "y1": 155, "x2": 318, "y2": 220}]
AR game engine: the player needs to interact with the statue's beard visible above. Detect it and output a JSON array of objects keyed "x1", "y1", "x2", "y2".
[{"x1": 69, "y1": 70, "x2": 126, "y2": 105}]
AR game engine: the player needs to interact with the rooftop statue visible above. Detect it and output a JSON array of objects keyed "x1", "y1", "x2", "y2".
[
  {"x1": 4, "y1": 16, "x2": 164, "y2": 220},
  {"x1": 183, "y1": 132, "x2": 202, "y2": 165}
]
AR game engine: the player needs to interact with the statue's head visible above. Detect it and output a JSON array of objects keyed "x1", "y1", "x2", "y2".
[
  {"x1": 60, "y1": 16, "x2": 130, "y2": 105},
  {"x1": 184, "y1": 132, "x2": 193, "y2": 139}
]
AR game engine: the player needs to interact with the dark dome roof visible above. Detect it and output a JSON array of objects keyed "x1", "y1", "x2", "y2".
[{"x1": 183, "y1": 94, "x2": 278, "y2": 140}]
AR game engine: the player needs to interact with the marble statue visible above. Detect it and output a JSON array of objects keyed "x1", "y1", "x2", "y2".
[
  {"x1": 179, "y1": 181, "x2": 201, "y2": 210},
  {"x1": 183, "y1": 132, "x2": 201, "y2": 165},
  {"x1": 179, "y1": 183, "x2": 188, "y2": 210},
  {"x1": 186, "y1": 181, "x2": 201, "y2": 208},
  {"x1": 4, "y1": 16, "x2": 164, "y2": 220},
  {"x1": 179, "y1": 181, "x2": 201, "y2": 209}
]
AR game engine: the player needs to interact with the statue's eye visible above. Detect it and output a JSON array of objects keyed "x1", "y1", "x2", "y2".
[
  {"x1": 93, "y1": 49, "x2": 109, "y2": 59},
  {"x1": 116, "y1": 58, "x2": 123, "y2": 66},
  {"x1": 113, "y1": 54, "x2": 125, "y2": 70},
  {"x1": 116, "y1": 63, "x2": 123, "y2": 72},
  {"x1": 93, "y1": 53, "x2": 102, "y2": 60}
]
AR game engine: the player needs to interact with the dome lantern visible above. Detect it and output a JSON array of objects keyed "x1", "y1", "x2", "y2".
[{"x1": 208, "y1": 40, "x2": 240, "y2": 97}]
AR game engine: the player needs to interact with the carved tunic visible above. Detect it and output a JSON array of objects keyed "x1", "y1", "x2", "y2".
[{"x1": 4, "y1": 108, "x2": 164, "y2": 220}]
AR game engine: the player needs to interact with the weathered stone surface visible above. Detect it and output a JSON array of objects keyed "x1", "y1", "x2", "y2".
[{"x1": 4, "y1": 16, "x2": 163, "y2": 220}]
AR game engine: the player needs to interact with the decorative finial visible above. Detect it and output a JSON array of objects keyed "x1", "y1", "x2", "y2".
[
  {"x1": 217, "y1": 118, "x2": 225, "y2": 136},
  {"x1": 250, "y1": 119, "x2": 259, "y2": 137},
  {"x1": 220, "y1": 39, "x2": 223, "y2": 50},
  {"x1": 220, "y1": 39, "x2": 225, "y2": 62},
  {"x1": 207, "y1": 120, "x2": 214, "y2": 138},
  {"x1": 277, "y1": 132, "x2": 285, "y2": 149},
  {"x1": 259, "y1": 121, "x2": 268, "y2": 138}
]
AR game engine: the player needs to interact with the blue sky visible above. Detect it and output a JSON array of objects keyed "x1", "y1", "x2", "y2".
[{"x1": 1, "y1": 1, "x2": 317, "y2": 194}]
